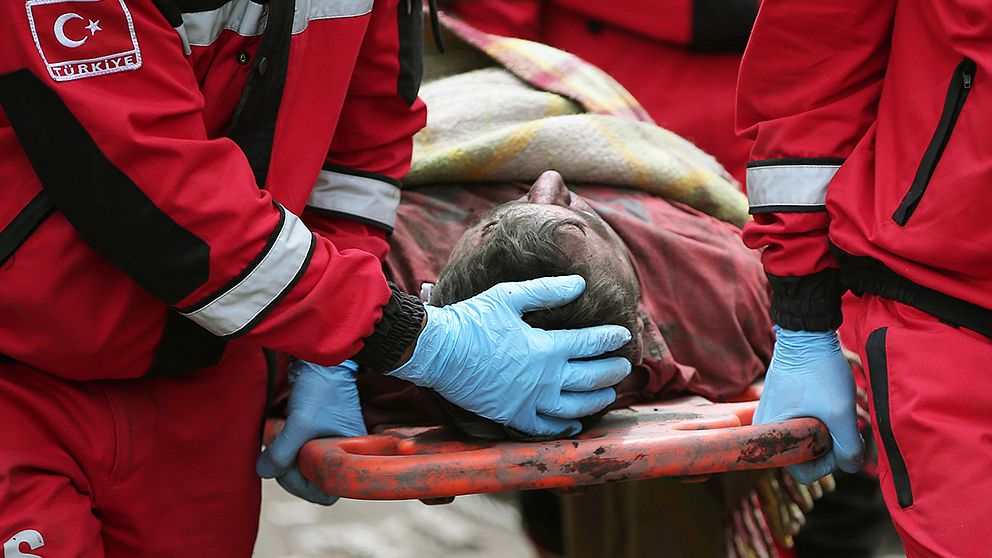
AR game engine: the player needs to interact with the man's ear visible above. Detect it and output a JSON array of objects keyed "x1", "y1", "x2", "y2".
[{"x1": 419, "y1": 282, "x2": 435, "y2": 302}]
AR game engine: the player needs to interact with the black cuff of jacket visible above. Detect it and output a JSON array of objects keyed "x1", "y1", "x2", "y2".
[
  {"x1": 352, "y1": 283, "x2": 426, "y2": 373},
  {"x1": 767, "y1": 269, "x2": 845, "y2": 331}
]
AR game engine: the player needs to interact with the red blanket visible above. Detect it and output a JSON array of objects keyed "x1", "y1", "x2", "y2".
[{"x1": 358, "y1": 182, "x2": 773, "y2": 431}]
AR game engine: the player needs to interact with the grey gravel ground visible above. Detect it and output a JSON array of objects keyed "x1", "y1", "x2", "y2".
[
  {"x1": 254, "y1": 480, "x2": 538, "y2": 558},
  {"x1": 255, "y1": 479, "x2": 906, "y2": 558}
]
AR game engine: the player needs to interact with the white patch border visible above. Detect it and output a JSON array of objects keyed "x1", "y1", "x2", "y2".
[{"x1": 26, "y1": 0, "x2": 142, "y2": 82}]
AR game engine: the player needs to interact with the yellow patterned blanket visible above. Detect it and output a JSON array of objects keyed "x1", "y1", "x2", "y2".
[{"x1": 407, "y1": 14, "x2": 749, "y2": 227}]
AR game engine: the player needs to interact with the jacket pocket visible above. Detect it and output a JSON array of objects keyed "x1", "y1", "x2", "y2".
[
  {"x1": 892, "y1": 57, "x2": 976, "y2": 225},
  {"x1": 865, "y1": 327, "x2": 914, "y2": 508},
  {"x1": 396, "y1": 0, "x2": 424, "y2": 106}
]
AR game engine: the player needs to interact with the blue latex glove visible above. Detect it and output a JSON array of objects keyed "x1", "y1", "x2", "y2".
[
  {"x1": 389, "y1": 275, "x2": 632, "y2": 438},
  {"x1": 256, "y1": 359, "x2": 367, "y2": 505},
  {"x1": 754, "y1": 327, "x2": 864, "y2": 484}
]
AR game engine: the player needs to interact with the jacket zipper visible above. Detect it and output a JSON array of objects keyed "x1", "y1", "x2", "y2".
[{"x1": 892, "y1": 57, "x2": 976, "y2": 225}]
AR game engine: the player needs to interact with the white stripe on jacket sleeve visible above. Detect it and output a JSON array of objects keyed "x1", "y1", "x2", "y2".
[
  {"x1": 747, "y1": 163, "x2": 840, "y2": 213},
  {"x1": 306, "y1": 169, "x2": 401, "y2": 230},
  {"x1": 181, "y1": 204, "x2": 313, "y2": 337}
]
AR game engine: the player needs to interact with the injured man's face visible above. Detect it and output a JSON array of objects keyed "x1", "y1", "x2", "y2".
[{"x1": 428, "y1": 170, "x2": 644, "y2": 440}]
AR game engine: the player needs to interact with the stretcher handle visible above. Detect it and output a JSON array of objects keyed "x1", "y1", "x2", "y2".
[{"x1": 263, "y1": 415, "x2": 830, "y2": 500}]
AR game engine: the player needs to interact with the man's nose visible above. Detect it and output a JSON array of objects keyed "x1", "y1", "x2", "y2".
[{"x1": 527, "y1": 170, "x2": 571, "y2": 205}]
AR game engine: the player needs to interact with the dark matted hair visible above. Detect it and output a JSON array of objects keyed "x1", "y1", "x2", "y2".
[{"x1": 428, "y1": 206, "x2": 642, "y2": 440}]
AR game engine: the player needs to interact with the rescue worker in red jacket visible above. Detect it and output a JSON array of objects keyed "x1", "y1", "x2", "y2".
[
  {"x1": 445, "y1": 0, "x2": 758, "y2": 186},
  {"x1": 738, "y1": 2, "x2": 992, "y2": 556},
  {"x1": 0, "y1": 1, "x2": 631, "y2": 555}
]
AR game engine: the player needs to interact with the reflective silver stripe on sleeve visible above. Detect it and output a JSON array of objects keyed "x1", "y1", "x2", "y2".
[
  {"x1": 183, "y1": 0, "x2": 372, "y2": 46},
  {"x1": 747, "y1": 163, "x2": 840, "y2": 212},
  {"x1": 296, "y1": 0, "x2": 374, "y2": 24},
  {"x1": 181, "y1": 205, "x2": 314, "y2": 337},
  {"x1": 307, "y1": 169, "x2": 401, "y2": 230},
  {"x1": 182, "y1": 0, "x2": 265, "y2": 45},
  {"x1": 175, "y1": 23, "x2": 192, "y2": 56}
]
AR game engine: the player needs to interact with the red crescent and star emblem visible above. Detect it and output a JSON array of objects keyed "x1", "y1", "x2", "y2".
[{"x1": 27, "y1": 0, "x2": 141, "y2": 81}]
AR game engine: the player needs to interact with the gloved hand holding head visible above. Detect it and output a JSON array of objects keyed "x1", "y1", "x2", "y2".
[{"x1": 391, "y1": 171, "x2": 642, "y2": 439}]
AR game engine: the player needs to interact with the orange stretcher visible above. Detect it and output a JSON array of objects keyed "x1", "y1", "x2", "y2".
[{"x1": 264, "y1": 386, "x2": 830, "y2": 501}]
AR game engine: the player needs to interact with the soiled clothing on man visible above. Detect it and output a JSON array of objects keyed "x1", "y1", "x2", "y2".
[{"x1": 357, "y1": 182, "x2": 773, "y2": 432}]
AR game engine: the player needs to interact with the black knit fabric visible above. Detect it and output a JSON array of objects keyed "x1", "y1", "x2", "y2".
[
  {"x1": 353, "y1": 283, "x2": 426, "y2": 372},
  {"x1": 767, "y1": 269, "x2": 844, "y2": 331},
  {"x1": 836, "y1": 250, "x2": 992, "y2": 338}
]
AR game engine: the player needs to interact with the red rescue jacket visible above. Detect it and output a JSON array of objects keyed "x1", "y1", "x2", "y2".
[
  {"x1": 0, "y1": 0, "x2": 427, "y2": 379},
  {"x1": 738, "y1": 1, "x2": 992, "y2": 336}
]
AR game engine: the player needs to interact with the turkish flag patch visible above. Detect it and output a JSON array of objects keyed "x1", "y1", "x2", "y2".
[{"x1": 27, "y1": 0, "x2": 141, "y2": 82}]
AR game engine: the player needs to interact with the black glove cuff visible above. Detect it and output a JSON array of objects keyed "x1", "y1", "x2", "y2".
[
  {"x1": 353, "y1": 283, "x2": 426, "y2": 373},
  {"x1": 768, "y1": 269, "x2": 845, "y2": 331}
]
